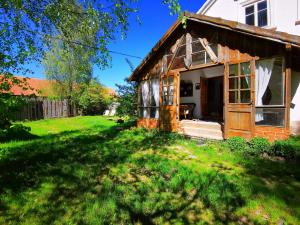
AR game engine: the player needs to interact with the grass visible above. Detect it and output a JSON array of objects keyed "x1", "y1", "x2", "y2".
[{"x1": 0, "y1": 116, "x2": 299, "y2": 225}]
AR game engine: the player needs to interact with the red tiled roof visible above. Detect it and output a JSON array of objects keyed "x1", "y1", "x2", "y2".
[{"x1": 0, "y1": 75, "x2": 53, "y2": 96}]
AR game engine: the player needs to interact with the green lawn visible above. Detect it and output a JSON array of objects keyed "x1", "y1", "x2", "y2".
[{"x1": 0, "y1": 116, "x2": 299, "y2": 225}]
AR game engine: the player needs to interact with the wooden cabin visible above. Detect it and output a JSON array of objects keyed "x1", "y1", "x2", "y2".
[{"x1": 129, "y1": 12, "x2": 300, "y2": 141}]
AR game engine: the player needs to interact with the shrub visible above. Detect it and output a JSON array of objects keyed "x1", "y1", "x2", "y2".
[
  {"x1": 249, "y1": 137, "x2": 271, "y2": 156},
  {"x1": 225, "y1": 137, "x2": 249, "y2": 152},
  {"x1": 270, "y1": 140, "x2": 297, "y2": 159},
  {"x1": 0, "y1": 124, "x2": 33, "y2": 142}
]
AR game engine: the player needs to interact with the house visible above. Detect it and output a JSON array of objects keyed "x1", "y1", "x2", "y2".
[
  {"x1": 197, "y1": 0, "x2": 300, "y2": 36},
  {"x1": 129, "y1": 12, "x2": 300, "y2": 141}
]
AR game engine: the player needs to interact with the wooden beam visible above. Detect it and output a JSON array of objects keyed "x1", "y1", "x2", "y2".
[
  {"x1": 198, "y1": 38, "x2": 218, "y2": 63},
  {"x1": 184, "y1": 33, "x2": 192, "y2": 69},
  {"x1": 285, "y1": 44, "x2": 292, "y2": 131}
]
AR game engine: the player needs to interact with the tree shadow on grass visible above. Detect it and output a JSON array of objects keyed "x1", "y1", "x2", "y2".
[
  {"x1": 236, "y1": 154, "x2": 300, "y2": 223},
  {"x1": 0, "y1": 124, "x2": 245, "y2": 224}
]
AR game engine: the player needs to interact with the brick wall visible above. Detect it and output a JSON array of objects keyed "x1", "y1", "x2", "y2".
[
  {"x1": 137, "y1": 118, "x2": 159, "y2": 129},
  {"x1": 254, "y1": 126, "x2": 290, "y2": 142}
]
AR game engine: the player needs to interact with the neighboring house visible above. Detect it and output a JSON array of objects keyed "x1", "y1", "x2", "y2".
[
  {"x1": 129, "y1": 12, "x2": 300, "y2": 141},
  {"x1": 0, "y1": 76, "x2": 76, "y2": 120},
  {"x1": 197, "y1": 0, "x2": 300, "y2": 35}
]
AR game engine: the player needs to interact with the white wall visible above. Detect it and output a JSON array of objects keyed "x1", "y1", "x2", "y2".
[
  {"x1": 180, "y1": 65, "x2": 224, "y2": 119},
  {"x1": 291, "y1": 70, "x2": 300, "y2": 134},
  {"x1": 198, "y1": 0, "x2": 300, "y2": 36}
]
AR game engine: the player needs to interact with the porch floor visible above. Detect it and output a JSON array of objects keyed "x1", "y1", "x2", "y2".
[{"x1": 179, "y1": 120, "x2": 224, "y2": 140}]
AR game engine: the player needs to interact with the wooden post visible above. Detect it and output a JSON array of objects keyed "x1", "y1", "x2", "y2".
[{"x1": 285, "y1": 44, "x2": 292, "y2": 131}]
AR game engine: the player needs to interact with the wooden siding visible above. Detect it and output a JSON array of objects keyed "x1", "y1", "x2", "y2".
[{"x1": 137, "y1": 118, "x2": 159, "y2": 129}]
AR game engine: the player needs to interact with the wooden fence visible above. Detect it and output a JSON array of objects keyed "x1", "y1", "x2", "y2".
[{"x1": 14, "y1": 97, "x2": 78, "y2": 121}]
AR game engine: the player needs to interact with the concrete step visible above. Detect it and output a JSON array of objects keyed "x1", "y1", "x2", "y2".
[
  {"x1": 180, "y1": 120, "x2": 223, "y2": 130},
  {"x1": 179, "y1": 127, "x2": 224, "y2": 140}
]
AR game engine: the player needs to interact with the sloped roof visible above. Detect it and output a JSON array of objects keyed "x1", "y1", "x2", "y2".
[
  {"x1": 0, "y1": 76, "x2": 53, "y2": 96},
  {"x1": 129, "y1": 12, "x2": 300, "y2": 81}
]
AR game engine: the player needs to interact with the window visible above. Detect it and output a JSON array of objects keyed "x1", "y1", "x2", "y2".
[
  {"x1": 245, "y1": 0, "x2": 268, "y2": 27},
  {"x1": 255, "y1": 57, "x2": 285, "y2": 127},
  {"x1": 162, "y1": 76, "x2": 174, "y2": 105},
  {"x1": 245, "y1": 5, "x2": 255, "y2": 26},
  {"x1": 138, "y1": 78, "x2": 160, "y2": 119},
  {"x1": 229, "y1": 62, "x2": 251, "y2": 104}
]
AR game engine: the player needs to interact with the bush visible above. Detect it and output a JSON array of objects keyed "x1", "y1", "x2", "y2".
[
  {"x1": 0, "y1": 124, "x2": 33, "y2": 142},
  {"x1": 270, "y1": 140, "x2": 297, "y2": 159},
  {"x1": 225, "y1": 137, "x2": 249, "y2": 152},
  {"x1": 249, "y1": 137, "x2": 271, "y2": 156}
]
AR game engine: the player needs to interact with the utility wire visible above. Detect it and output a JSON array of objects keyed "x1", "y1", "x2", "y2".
[{"x1": 0, "y1": 21, "x2": 143, "y2": 59}]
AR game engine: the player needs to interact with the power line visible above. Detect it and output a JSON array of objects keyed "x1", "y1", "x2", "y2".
[{"x1": 0, "y1": 21, "x2": 143, "y2": 60}]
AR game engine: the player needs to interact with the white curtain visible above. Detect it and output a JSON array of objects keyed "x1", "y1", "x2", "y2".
[
  {"x1": 141, "y1": 80, "x2": 150, "y2": 118},
  {"x1": 255, "y1": 58, "x2": 275, "y2": 121},
  {"x1": 151, "y1": 78, "x2": 160, "y2": 118}
]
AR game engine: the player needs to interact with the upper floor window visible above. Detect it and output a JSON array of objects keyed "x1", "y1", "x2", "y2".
[{"x1": 245, "y1": 0, "x2": 268, "y2": 27}]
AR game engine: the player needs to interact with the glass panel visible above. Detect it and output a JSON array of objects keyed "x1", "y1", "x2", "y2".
[
  {"x1": 245, "y1": 5, "x2": 255, "y2": 25},
  {"x1": 229, "y1": 91, "x2": 239, "y2": 103},
  {"x1": 169, "y1": 85, "x2": 174, "y2": 96},
  {"x1": 229, "y1": 77, "x2": 239, "y2": 90},
  {"x1": 176, "y1": 45, "x2": 186, "y2": 57},
  {"x1": 258, "y1": 1, "x2": 267, "y2": 11},
  {"x1": 241, "y1": 76, "x2": 251, "y2": 89},
  {"x1": 241, "y1": 62, "x2": 251, "y2": 75},
  {"x1": 169, "y1": 95, "x2": 174, "y2": 105},
  {"x1": 163, "y1": 94, "x2": 168, "y2": 105},
  {"x1": 256, "y1": 58, "x2": 284, "y2": 106},
  {"x1": 138, "y1": 108, "x2": 143, "y2": 118},
  {"x1": 192, "y1": 52, "x2": 205, "y2": 65},
  {"x1": 168, "y1": 77, "x2": 174, "y2": 86},
  {"x1": 163, "y1": 78, "x2": 168, "y2": 86},
  {"x1": 192, "y1": 41, "x2": 204, "y2": 53},
  {"x1": 150, "y1": 107, "x2": 158, "y2": 118},
  {"x1": 258, "y1": 9, "x2": 268, "y2": 27},
  {"x1": 255, "y1": 108, "x2": 285, "y2": 127},
  {"x1": 245, "y1": 5, "x2": 254, "y2": 15},
  {"x1": 240, "y1": 90, "x2": 251, "y2": 103},
  {"x1": 229, "y1": 64, "x2": 238, "y2": 77},
  {"x1": 246, "y1": 14, "x2": 255, "y2": 26}
]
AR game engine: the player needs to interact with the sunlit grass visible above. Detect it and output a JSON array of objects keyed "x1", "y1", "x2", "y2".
[{"x1": 0, "y1": 116, "x2": 299, "y2": 224}]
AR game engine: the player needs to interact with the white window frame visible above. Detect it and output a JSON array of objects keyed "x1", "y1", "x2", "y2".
[{"x1": 244, "y1": 0, "x2": 270, "y2": 28}]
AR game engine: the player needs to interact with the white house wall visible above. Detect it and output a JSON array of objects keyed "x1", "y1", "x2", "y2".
[{"x1": 198, "y1": 0, "x2": 300, "y2": 36}]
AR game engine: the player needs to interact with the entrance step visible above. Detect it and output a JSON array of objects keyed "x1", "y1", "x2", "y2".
[{"x1": 179, "y1": 120, "x2": 224, "y2": 140}]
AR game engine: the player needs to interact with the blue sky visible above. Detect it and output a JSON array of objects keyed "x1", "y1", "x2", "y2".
[{"x1": 21, "y1": 0, "x2": 205, "y2": 89}]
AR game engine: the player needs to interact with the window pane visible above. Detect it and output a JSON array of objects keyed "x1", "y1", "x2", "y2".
[
  {"x1": 229, "y1": 77, "x2": 239, "y2": 90},
  {"x1": 240, "y1": 90, "x2": 251, "y2": 103},
  {"x1": 229, "y1": 91, "x2": 239, "y2": 103},
  {"x1": 246, "y1": 14, "x2": 255, "y2": 25},
  {"x1": 163, "y1": 78, "x2": 168, "y2": 86},
  {"x1": 258, "y1": 9, "x2": 268, "y2": 27},
  {"x1": 169, "y1": 85, "x2": 174, "y2": 96},
  {"x1": 255, "y1": 108, "x2": 285, "y2": 127},
  {"x1": 169, "y1": 95, "x2": 174, "y2": 105},
  {"x1": 258, "y1": 1, "x2": 267, "y2": 11},
  {"x1": 229, "y1": 64, "x2": 238, "y2": 77},
  {"x1": 245, "y1": 5, "x2": 254, "y2": 15},
  {"x1": 241, "y1": 62, "x2": 251, "y2": 75},
  {"x1": 192, "y1": 41, "x2": 204, "y2": 53},
  {"x1": 192, "y1": 52, "x2": 205, "y2": 65},
  {"x1": 241, "y1": 76, "x2": 251, "y2": 89},
  {"x1": 168, "y1": 77, "x2": 174, "y2": 86},
  {"x1": 176, "y1": 45, "x2": 186, "y2": 57},
  {"x1": 255, "y1": 58, "x2": 284, "y2": 106},
  {"x1": 138, "y1": 108, "x2": 143, "y2": 118}
]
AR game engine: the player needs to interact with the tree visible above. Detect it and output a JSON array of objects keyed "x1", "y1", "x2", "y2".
[
  {"x1": 115, "y1": 58, "x2": 138, "y2": 117},
  {"x1": 74, "y1": 79, "x2": 115, "y2": 115},
  {"x1": 1, "y1": 0, "x2": 182, "y2": 75}
]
